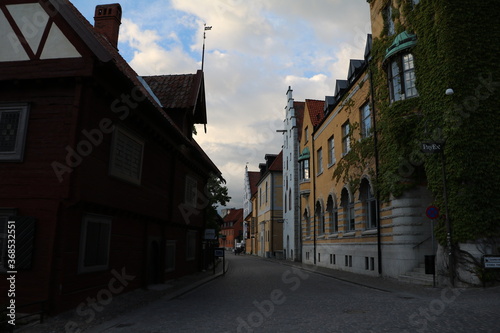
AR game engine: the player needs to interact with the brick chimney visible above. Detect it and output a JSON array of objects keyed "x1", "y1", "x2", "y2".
[{"x1": 94, "y1": 4, "x2": 122, "y2": 49}]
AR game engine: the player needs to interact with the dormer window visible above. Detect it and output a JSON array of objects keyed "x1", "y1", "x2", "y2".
[
  {"x1": 388, "y1": 53, "x2": 418, "y2": 103},
  {"x1": 384, "y1": 32, "x2": 419, "y2": 104}
]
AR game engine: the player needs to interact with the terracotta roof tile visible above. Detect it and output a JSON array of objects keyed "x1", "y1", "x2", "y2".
[
  {"x1": 142, "y1": 73, "x2": 200, "y2": 110},
  {"x1": 223, "y1": 208, "x2": 243, "y2": 224},
  {"x1": 306, "y1": 99, "x2": 325, "y2": 127}
]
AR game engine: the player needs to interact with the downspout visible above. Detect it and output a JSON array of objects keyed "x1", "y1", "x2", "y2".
[
  {"x1": 368, "y1": 60, "x2": 382, "y2": 275},
  {"x1": 312, "y1": 132, "x2": 317, "y2": 265}
]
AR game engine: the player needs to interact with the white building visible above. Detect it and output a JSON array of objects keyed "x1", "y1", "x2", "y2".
[{"x1": 282, "y1": 87, "x2": 305, "y2": 261}]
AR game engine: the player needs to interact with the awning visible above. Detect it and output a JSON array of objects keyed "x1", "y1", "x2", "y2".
[
  {"x1": 384, "y1": 31, "x2": 417, "y2": 61},
  {"x1": 298, "y1": 147, "x2": 310, "y2": 161}
]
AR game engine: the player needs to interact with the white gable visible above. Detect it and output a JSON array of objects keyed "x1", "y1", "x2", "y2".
[
  {"x1": 6, "y1": 3, "x2": 49, "y2": 55},
  {"x1": 40, "y1": 23, "x2": 81, "y2": 60},
  {"x1": 0, "y1": 10, "x2": 29, "y2": 61},
  {"x1": 0, "y1": 3, "x2": 81, "y2": 62}
]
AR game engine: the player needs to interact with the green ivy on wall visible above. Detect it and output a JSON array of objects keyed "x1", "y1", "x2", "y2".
[{"x1": 371, "y1": 0, "x2": 500, "y2": 244}]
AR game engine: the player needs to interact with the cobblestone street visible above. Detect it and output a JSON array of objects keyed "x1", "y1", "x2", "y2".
[{"x1": 21, "y1": 254, "x2": 500, "y2": 333}]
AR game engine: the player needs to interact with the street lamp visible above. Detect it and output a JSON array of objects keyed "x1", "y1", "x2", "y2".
[{"x1": 443, "y1": 88, "x2": 455, "y2": 286}]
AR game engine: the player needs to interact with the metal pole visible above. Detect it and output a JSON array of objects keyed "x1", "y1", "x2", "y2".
[{"x1": 431, "y1": 219, "x2": 436, "y2": 287}]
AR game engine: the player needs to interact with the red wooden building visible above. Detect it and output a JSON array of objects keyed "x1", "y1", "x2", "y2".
[
  {"x1": 219, "y1": 208, "x2": 244, "y2": 250},
  {"x1": 0, "y1": 0, "x2": 219, "y2": 315}
]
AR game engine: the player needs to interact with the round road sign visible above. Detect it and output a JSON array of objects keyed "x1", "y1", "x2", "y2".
[{"x1": 426, "y1": 205, "x2": 440, "y2": 219}]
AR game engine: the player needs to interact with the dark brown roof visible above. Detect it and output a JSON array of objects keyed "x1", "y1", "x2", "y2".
[
  {"x1": 248, "y1": 171, "x2": 260, "y2": 196},
  {"x1": 294, "y1": 101, "x2": 305, "y2": 141},
  {"x1": 306, "y1": 99, "x2": 325, "y2": 127},
  {"x1": 268, "y1": 150, "x2": 283, "y2": 172},
  {"x1": 142, "y1": 73, "x2": 201, "y2": 110},
  {"x1": 223, "y1": 208, "x2": 243, "y2": 224}
]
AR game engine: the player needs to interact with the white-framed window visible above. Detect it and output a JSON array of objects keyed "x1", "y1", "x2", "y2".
[
  {"x1": 327, "y1": 136, "x2": 335, "y2": 166},
  {"x1": 186, "y1": 230, "x2": 197, "y2": 261},
  {"x1": 342, "y1": 122, "x2": 351, "y2": 155},
  {"x1": 109, "y1": 127, "x2": 144, "y2": 185},
  {"x1": 388, "y1": 53, "x2": 418, "y2": 103},
  {"x1": 316, "y1": 201, "x2": 325, "y2": 235},
  {"x1": 165, "y1": 240, "x2": 176, "y2": 272},
  {"x1": 361, "y1": 103, "x2": 372, "y2": 138},
  {"x1": 185, "y1": 176, "x2": 198, "y2": 207},
  {"x1": 341, "y1": 189, "x2": 355, "y2": 232},
  {"x1": 265, "y1": 181, "x2": 268, "y2": 203},
  {"x1": 317, "y1": 147, "x2": 323, "y2": 175},
  {"x1": 304, "y1": 126, "x2": 309, "y2": 142},
  {"x1": 300, "y1": 159, "x2": 310, "y2": 180},
  {"x1": 0, "y1": 103, "x2": 30, "y2": 162},
  {"x1": 79, "y1": 214, "x2": 111, "y2": 273}
]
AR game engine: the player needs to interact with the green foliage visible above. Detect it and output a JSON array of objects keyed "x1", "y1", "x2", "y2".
[
  {"x1": 205, "y1": 173, "x2": 231, "y2": 231},
  {"x1": 372, "y1": 0, "x2": 500, "y2": 244}
]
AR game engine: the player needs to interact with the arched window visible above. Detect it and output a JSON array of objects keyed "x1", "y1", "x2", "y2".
[
  {"x1": 289, "y1": 188, "x2": 292, "y2": 211},
  {"x1": 341, "y1": 188, "x2": 355, "y2": 232},
  {"x1": 360, "y1": 179, "x2": 377, "y2": 229},
  {"x1": 316, "y1": 201, "x2": 325, "y2": 235},
  {"x1": 303, "y1": 209, "x2": 310, "y2": 237},
  {"x1": 327, "y1": 195, "x2": 338, "y2": 233}
]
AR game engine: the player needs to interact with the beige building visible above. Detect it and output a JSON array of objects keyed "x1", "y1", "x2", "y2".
[{"x1": 256, "y1": 153, "x2": 284, "y2": 258}]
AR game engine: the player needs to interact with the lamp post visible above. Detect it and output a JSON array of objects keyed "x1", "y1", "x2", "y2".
[{"x1": 443, "y1": 88, "x2": 455, "y2": 287}]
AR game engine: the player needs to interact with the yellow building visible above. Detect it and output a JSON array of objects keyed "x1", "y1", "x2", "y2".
[{"x1": 297, "y1": 34, "x2": 433, "y2": 280}]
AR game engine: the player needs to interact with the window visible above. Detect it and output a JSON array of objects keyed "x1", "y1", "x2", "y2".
[
  {"x1": 79, "y1": 214, "x2": 111, "y2": 273},
  {"x1": 327, "y1": 196, "x2": 338, "y2": 233},
  {"x1": 317, "y1": 148, "x2": 323, "y2": 175},
  {"x1": 345, "y1": 255, "x2": 352, "y2": 267},
  {"x1": 327, "y1": 136, "x2": 335, "y2": 166},
  {"x1": 186, "y1": 231, "x2": 197, "y2": 261},
  {"x1": 288, "y1": 188, "x2": 292, "y2": 211},
  {"x1": 300, "y1": 159, "x2": 310, "y2": 180},
  {"x1": 360, "y1": 103, "x2": 372, "y2": 138},
  {"x1": 341, "y1": 188, "x2": 355, "y2": 232},
  {"x1": 0, "y1": 103, "x2": 30, "y2": 162},
  {"x1": 265, "y1": 181, "x2": 268, "y2": 203},
  {"x1": 330, "y1": 254, "x2": 336, "y2": 265},
  {"x1": 316, "y1": 201, "x2": 325, "y2": 235},
  {"x1": 185, "y1": 176, "x2": 198, "y2": 207},
  {"x1": 303, "y1": 210, "x2": 310, "y2": 237},
  {"x1": 109, "y1": 127, "x2": 144, "y2": 184},
  {"x1": 165, "y1": 241, "x2": 176, "y2": 272},
  {"x1": 384, "y1": 4, "x2": 395, "y2": 36},
  {"x1": 360, "y1": 179, "x2": 377, "y2": 229},
  {"x1": 304, "y1": 127, "x2": 309, "y2": 142},
  {"x1": 342, "y1": 122, "x2": 351, "y2": 155},
  {"x1": 388, "y1": 53, "x2": 418, "y2": 103}
]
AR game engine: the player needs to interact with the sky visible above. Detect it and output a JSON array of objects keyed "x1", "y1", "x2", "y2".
[{"x1": 71, "y1": 0, "x2": 372, "y2": 210}]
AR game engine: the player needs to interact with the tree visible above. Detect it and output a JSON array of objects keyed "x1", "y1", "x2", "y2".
[{"x1": 205, "y1": 173, "x2": 231, "y2": 232}]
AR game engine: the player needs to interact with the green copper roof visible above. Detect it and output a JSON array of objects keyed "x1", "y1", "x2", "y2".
[
  {"x1": 384, "y1": 31, "x2": 417, "y2": 60},
  {"x1": 298, "y1": 147, "x2": 310, "y2": 161}
]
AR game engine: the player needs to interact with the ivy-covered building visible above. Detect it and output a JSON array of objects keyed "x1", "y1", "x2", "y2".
[
  {"x1": 286, "y1": 0, "x2": 499, "y2": 286},
  {"x1": 367, "y1": 0, "x2": 500, "y2": 285}
]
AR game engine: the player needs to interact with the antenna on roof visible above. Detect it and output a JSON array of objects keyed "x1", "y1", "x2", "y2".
[{"x1": 202, "y1": 24, "x2": 212, "y2": 71}]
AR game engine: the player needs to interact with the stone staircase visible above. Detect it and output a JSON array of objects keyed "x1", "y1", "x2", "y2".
[{"x1": 399, "y1": 262, "x2": 435, "y2": 286}]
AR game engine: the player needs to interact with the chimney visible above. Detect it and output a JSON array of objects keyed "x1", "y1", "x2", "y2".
[{"x1": 94, "y1": 4, "x2": 122, "y2": 49}]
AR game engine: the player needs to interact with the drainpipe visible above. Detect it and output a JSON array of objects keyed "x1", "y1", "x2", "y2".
[
  {"x1": 271, "y1": 172, "x2": 274, "y2": 257},
  {"x1": 368, "y1": 60, "x2": 382, "y2": 275},
  {"x1": 312, "y1": 132, "x2": 317, "y2": 265}
]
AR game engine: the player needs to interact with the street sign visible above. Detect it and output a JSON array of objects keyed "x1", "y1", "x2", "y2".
[
  {"x1": 421, "y1": 142, "x2": 444, "y2": 154},
  {"x1": 426, "y1": 205, "x2": 440, "y2": 219},
  {"x1": 484, "y1": 256, "x2": 500, "y2": 269},
  {"x1": 214, "y1": 248, "x2": 225, "y2": 257},
  {"x1": 204, "y1": 229, "x2": 216, "y2": 240}
]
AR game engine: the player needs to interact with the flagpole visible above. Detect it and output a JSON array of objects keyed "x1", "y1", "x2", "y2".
[{"x1": 202, "y1": 24, "x2": 212, "y2": 71}]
